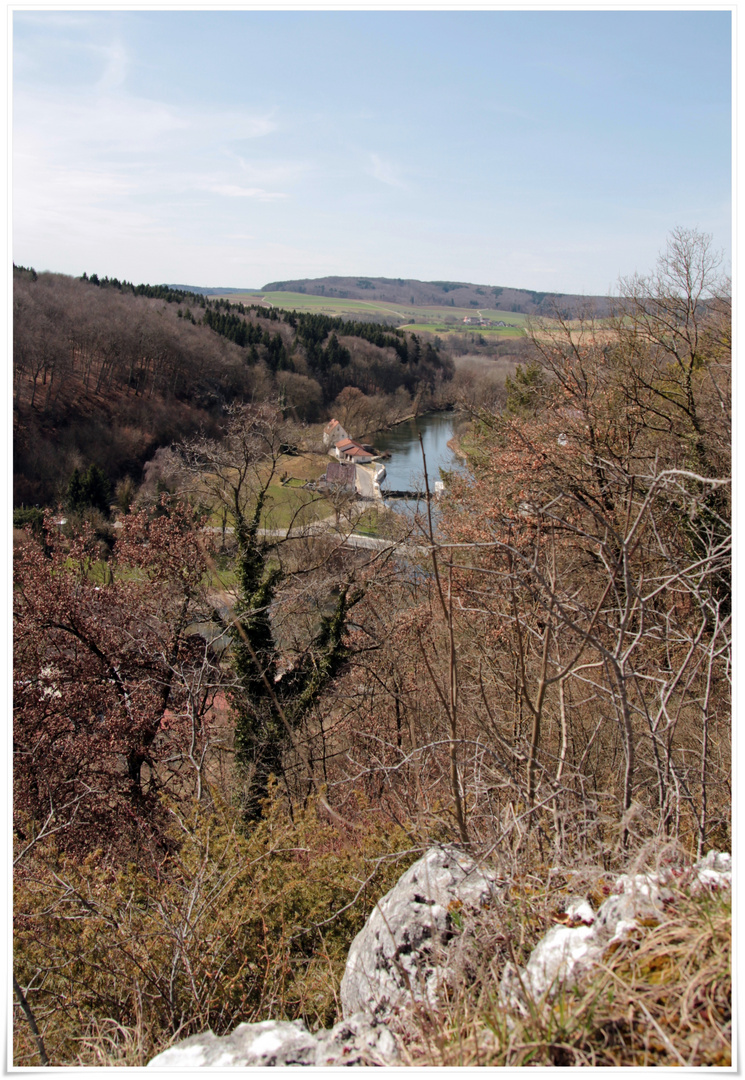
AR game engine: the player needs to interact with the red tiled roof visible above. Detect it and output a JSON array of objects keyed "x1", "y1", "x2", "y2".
[{"x1": 336, "y1": 439, "x2": 374, "y2": 461}]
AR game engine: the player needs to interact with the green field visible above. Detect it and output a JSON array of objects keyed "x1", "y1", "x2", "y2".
[
  {"x1": 261, "y1": 484, "x2": 332, "y2": 531},
  {"x1": 211, "y1": 289, "x2": 527, "y2": 337},
  {"x1": 402, "y1": 322, "x2": 525, "y2": 339},
  {"x1": 196, "y1": 451, "x2": 333, "y2": 534}
]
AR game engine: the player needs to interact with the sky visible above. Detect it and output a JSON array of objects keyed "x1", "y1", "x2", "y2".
[{"x1": 12, "y1": 9, "x2": 732, "y2": 296}]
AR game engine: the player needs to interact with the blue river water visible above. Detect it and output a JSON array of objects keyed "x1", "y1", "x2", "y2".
[{"x1": 370, "y1": 411, "x2": 466, "y2": 512}]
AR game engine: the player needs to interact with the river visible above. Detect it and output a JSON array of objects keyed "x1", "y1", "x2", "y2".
[{"x1": 370, "y1": 411, "x2": 466, "y2": 511}]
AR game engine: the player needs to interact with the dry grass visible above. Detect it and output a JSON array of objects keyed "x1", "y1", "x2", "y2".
[
  {"x1": 72, "y1": 1016, "x2": 154, "y2": 1068},
  {"x1": 16, "y1": 840, "x2": 729, "y2": 1069},
  {"x1": 276, "y1": 450, "x2": 331, "y2": 483},
  {"x1": 452, "y1": 353, "x2": 519, "y2": 379},
  {"x1": 397, "y1": 879, "x2": 731, "y2": 1067},
  {"x1": 13, "y1": 796, "x2": 417, "y2": 1068}
]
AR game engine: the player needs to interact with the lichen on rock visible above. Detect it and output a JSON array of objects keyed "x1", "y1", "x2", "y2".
[{"x1": 340, "y1": 844, "x2": 503, "y2": 1021}]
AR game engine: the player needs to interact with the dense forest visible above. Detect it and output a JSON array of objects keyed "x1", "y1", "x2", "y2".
[
  {"x1": 13, "y1": 267, "x2": 453, "y2": 507},
  {"x1": 13, "y1": 230, "x2": 731, "y2": 1066}
]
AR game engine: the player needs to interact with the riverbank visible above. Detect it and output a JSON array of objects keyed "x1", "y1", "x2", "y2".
[{"x1": 447, "y1": 430, "x2": 468, "y2": 462}]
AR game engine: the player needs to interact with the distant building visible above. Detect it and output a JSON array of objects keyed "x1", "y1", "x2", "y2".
[
  {"x1": 322, "y1": 418, "x2": 349, "y2": 448},
  {"x1": 321, "y1": 459, "x2": 386, "y2": 499},
  {"x1": 324, "y1": 460, "x2": 357, "y2": 492},
  {"x1": 334, "y1": 438, "x2": 376, "y2": 465}
]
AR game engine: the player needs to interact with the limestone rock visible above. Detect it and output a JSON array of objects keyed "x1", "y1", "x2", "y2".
[
  {"x1": 314, "y1": 1013, "x2": 400, "y2": 1066},
  {"x1": 148, "y1": 847, "x2": 731, "y2": 1065},
  {"x1": 147, "y1": 1020, "x2": 316, "y2": 1068},
  {"x1": 691, "y1": 850, "x2": 731, "y2": 891},
  {"x1": 340, "y1": 845, "x2": 501, "y2": 1021},
  {"x1": 501, "y1": 850, "x2": 731, "y2": 1009},
  {"x1": 518, "y1": 921, "x2": 601, "y2": 1001},
  {"x1": 147, "y1": 1013, "x2": 398, "y2": 1068}
]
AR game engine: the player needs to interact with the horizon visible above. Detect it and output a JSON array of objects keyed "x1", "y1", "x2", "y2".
[
  {"x1": 13, "y1": 10, "x2": 731, "y2": 294},
  {"x1": 163, "y1": 275, "x2": 612, "y2": 299}
]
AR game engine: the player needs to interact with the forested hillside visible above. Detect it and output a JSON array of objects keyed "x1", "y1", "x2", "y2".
[
  {"x1": 260, "y1": 274, "x2": 613, "y2": 317},
  {"x1": 13, "y1": 267, "x2": 453, "y2": 506},
  {"x1": 13, "y1": 231, "x2": 731, "y2": 1066}
]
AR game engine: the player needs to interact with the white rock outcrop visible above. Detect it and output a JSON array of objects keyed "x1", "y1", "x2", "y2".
[
  {"x1": 147, "y1": 1013, "x2": 398, "y2": 1068},
  {"x1": 146, "y1": 846, "x2": 730, "y2": 1066},
  {"x1": 340, "y1": 845, "x2": 502, "y2": 1020},
  {"x1": 690, "y1": 849, "x2": 731, "y2": 891},
  {"x1": 501, "y1": 850, "x2": 731, "y2": 1009}
]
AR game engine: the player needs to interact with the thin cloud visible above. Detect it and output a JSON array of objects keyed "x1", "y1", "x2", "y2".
[
  {"x1": 369, "y1": 153, "x2": 407, "y2": 189},
  {"x1": 15, "y1": 85, "x2": 276, "y2": 158},
  {"x1": 13, "y1": 81, "x2": 282, "y2": 221},
  {"x1": 230, "y1": 152, "x2": 311, "y2": 188},
  {"x1": 95, "y1": 40, "x2": 128, "y2": 91},
  {"x1": 209, "y1": 184, "x2": 287, "y2": 201}
]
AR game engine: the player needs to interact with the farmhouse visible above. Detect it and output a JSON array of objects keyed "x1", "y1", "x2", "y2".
[
  {"x1": 322, "y1": 418, "x2": 350, "y2": 448},
  {"x1": 334, "y1": 438, "x2": 376, "y2": 465}
]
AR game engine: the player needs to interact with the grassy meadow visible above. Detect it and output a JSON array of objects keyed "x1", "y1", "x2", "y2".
[{"x1": 212, "y1": 289, "x2": 528, "y2": 338}]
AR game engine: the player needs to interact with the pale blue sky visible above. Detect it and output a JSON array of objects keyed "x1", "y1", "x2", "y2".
[{"x1": 13, "y1": 10, "x2": 731, "y2": 294}]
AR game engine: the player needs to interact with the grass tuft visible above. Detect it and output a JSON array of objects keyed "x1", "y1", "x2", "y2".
[{"x1": 396, "y1": 873, "x2": 730, "y2": 1067}]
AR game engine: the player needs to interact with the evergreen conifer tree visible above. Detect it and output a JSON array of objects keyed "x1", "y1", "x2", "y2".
[{"x1": 65, "y1": 468, "x2": 85, "y2": 513}]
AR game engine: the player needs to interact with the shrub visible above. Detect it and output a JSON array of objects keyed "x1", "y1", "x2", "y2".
[
  {"x1": 13, "y1": 792, "x2": 415, "y2": 1066},
  {"x1": 13, "y1": 506, "x2": 44, "y2": 534}
]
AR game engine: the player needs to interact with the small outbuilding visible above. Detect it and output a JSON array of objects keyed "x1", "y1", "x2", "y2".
[{"x1": 323, "y1": 460, "x2": 357, "y2": 492}]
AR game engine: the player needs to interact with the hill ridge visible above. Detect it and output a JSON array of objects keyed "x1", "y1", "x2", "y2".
[{"x1": 175, "y1": 276, "x2": 612, "y2": 317}]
